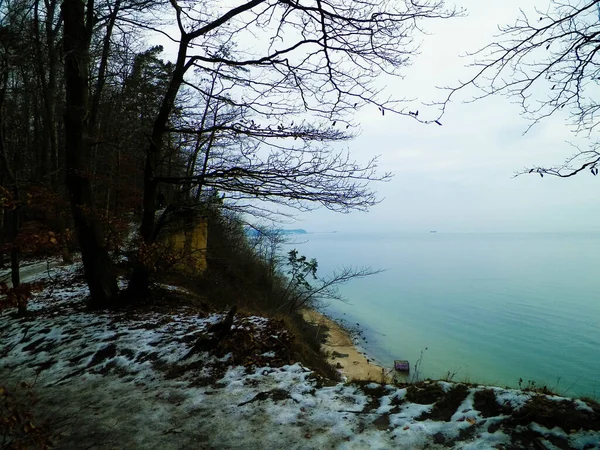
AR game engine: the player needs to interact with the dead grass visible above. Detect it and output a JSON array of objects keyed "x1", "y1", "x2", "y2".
[
  {"x1": 278, "y1": 312, "x2": 340, "y2": 383},
  {"x1": 473, "y1": 388, "x2": 512, "y2": 418},
  {"x1": 405, "y1": 381, "x2": 445, "y2": 405},
  {"x1": 510, "y1": 395, "x2": 600, "y2": 431},
  {"x1": 150, "y1": 258, "x2": 341, "y2": 383},
  {"x1": 0, "y1": 383, "x2": 55, "y2": 449},
  {"x1": 416, "y1": 384, "x2": 469, "y2": 421},
  {"x1": 124, "y1": 280, "x2": 341, "y2": 384}
]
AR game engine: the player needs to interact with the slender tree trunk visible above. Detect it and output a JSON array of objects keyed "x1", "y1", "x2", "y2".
[
  {"x1": 183, "y1": 72, "x2": 219, "y2": 198},
  {"x1": 44, "y1": 53, "x2": 60, "y2": 188},
  {"x1": 127, "y1": 37, "x2": 190, "y2": 299},
  {"x1": 115, "y1": 148, "x2": 121, "y2": 214},
  {"x1": 9, "y1": 186, "x2": 26, "y2": 316},
  {"x1": 90, "y1": 0, "x2": 120, "y2": 132},
  {"x1": 0, "y1": 58, "x2": 22, "y2": 313},
  {"x1": 62, "y1": 0, "x2": 118, "y2": 307},
  {"x1": 10, "y1": 207, "x2": 19, "y2": 289},
  {"x1": 0, "y1": 218, "x2": 5, "y2": 268}
]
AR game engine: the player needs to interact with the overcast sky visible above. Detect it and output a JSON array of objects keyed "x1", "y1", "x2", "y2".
[
  {"x1": 289, "y1": 0, "x2": 600, "y2": 233},
  {"x1": 157, "y1": 0, "x2": 600, "y2": 233}
]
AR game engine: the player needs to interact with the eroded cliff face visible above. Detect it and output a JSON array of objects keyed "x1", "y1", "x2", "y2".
[
  {"x1": 158, "y1": 209, "x2": 208, "y2": 275},
  {"x1": 162, "y1": 217, "x2": 208, "y2": 274}
]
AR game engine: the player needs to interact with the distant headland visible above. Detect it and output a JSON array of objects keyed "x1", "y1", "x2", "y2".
[
  {"x1": 280, "y1": 229, "x2": 308, "y2": 235},
  {"x1": 246, "y1": 228, "x2": 308, "y2": 236}
]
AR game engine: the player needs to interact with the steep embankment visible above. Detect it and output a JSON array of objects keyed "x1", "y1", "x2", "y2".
[{"x1": 1, "y1": 262, "x2": 599, "y2": 449}]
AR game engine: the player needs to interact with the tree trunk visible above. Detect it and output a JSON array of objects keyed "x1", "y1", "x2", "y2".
[
  {"x1": 7, "y1": 184, "x2": 25, "y2": 316},
  {"x1": 127, "y1": 36, "x2": 191, "y2": 299},
  {"x1": 11, "y1": 235, "x2": 25, "y2": 316},
  {"x1": 9, "y1": 214, "x2": 20, "y2": 287},
  {"x1": 0, "y1": 61, "x2": 8, "y2": 270},
  {"x1": 62, "y1": 0, "x2": 118, "y2": 308},
  {"x1": 0, "y1": 57, "x2": 24, "y2": 314}
]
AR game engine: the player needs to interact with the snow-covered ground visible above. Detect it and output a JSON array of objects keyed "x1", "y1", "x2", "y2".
[
  {"x1": 1, "y1": 262, "x2": 599, "y2": 449},
  {"x1": 0, "y1": 257, "x2": 63, "y2": 287}
]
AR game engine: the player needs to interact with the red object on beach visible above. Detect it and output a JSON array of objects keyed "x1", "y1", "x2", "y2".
[{"x1": 394, "y1": 360, "x2": 410, "y2": 372}]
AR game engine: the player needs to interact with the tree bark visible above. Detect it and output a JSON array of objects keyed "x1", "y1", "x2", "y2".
[
  {"x1": 62, "y1": 0, "x2": 118, "y2": 307},
  {"x1": 0, "y1": 56, "x2": 23, "y2": 314},
  {"x1": 127, "y1": 36, "x2": 191, "y2": 299},
  {"x1": 9, "y1": 187, "x2": 25, "y2": 317},
  {"x1": 35, "y1": 0, "x2": 72, "y2": 263}
]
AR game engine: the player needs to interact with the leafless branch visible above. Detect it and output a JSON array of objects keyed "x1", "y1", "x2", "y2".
[{"x1": 440, "y1": 0, "x2": 600, "y2": 177}]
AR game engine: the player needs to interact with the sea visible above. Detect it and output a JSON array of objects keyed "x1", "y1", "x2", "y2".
[{"x1": 293, "y1": 231, "x2": 600, "y2": 398}]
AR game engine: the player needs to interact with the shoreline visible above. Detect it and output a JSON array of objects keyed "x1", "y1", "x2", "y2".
[
  {"x1": 299, "y1": 309, "x2": 595, "y2": 400},
  {"x1": 301, "y1": 308, "x2": 391, "y2": 382}
]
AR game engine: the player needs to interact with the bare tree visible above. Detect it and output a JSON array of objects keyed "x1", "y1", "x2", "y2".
[
  {"x1": 62, "y1": 0, "x2": 119, "y2": 306},
  {"x1": 442, "y1": 0, "x2": 600, "y2": 178},
  {"x1": 126, "y1": 0, "x2": 459, "y2": 296}
]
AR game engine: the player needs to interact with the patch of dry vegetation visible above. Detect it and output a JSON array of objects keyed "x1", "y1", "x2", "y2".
[
  {"x1": 0, "y1": 383, "x2": 54, "y2": 449},
  {"x1": 417, "y1": 384, "x2": 469, "y2": 421}
]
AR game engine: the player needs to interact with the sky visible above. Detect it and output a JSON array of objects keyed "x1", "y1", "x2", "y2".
[
  {"x1": 289, "y1": 0, "x2": 600, "y2": 233},
  {"x1": 156, "y1": 0, "x2": 600, "y2": 233}
]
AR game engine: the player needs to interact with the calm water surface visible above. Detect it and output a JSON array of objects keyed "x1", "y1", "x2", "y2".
[{"x1": 295, "y1": 232, "x2": 600, "y2": 397}]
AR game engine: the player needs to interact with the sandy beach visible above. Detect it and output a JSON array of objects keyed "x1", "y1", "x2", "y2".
[{"x1": 301, "y1": 308, "x2": 391, "y2": 382}]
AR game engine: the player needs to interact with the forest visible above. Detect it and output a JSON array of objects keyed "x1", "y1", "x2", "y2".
[{"x1": 2, "y1": 0, "x2": 447, "y2": 309}]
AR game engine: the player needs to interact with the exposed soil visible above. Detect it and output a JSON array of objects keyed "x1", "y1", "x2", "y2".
[
  {"x1": 417, "y1": 383, "x2": 470, "y2": 421},
  {"x1": 474, "y1": 388, "x2": 513, "y2": 417},
  {"x1": 510, "y1": 395, "x2": 600, "y2": 431},
  {"x1": 406, "y1": 381, "x2": 446, "y2": 404}
]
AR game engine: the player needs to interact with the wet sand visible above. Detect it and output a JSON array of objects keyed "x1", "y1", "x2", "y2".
[{"x1": 301, "y1": 308, "x2": 391, "y2": 382}]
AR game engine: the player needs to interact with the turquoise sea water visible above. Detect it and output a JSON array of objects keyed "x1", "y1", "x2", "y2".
[{"x1": 295, "y1": 232, "x2": 600, "y2": 398}]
